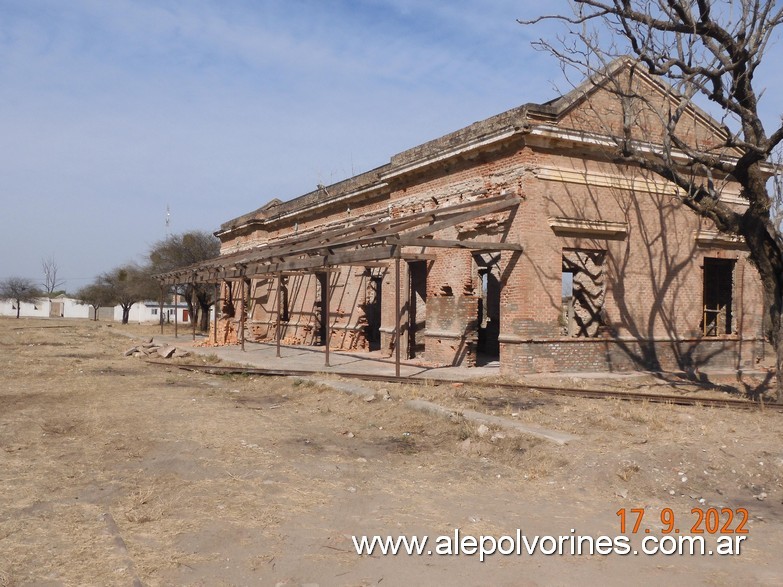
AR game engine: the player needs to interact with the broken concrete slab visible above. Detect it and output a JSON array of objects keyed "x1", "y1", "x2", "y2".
[
  {"x1": 157, "y1": 346, "x2": 177, "y2": 359},
  {"x1": 123, "y1": 343, "x2": 186, "y2": 360},
  {"x1": 463, "y1": 406, "x2": 578, "y2": 446},
  {"x1": 299, "y1": 377, "x2": 372, "y2": 398},
  {"x1": 305, "y1": 377, "x2": 577, "y2": 446},
  {"x1": 405, "y1": 399, "x2": 577, "y2": 445}
]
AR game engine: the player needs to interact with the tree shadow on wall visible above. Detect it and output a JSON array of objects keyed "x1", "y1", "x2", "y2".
[{"x1": 541, "y1": 163, "x2": 770, "y2": 396}]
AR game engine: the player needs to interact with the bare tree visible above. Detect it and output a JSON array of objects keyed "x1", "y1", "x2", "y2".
[
  {"x1": 523, "y1": 0, "x2": 783, "y2": 399},
  {"x1": 41, "y1": 255, "x2": 65, "y2": 296},
  {"x1": 148, "y1": 231, "x2": 221, "y2": 332},
  {"x1": 75, "y1": 282, "x2": 116, "y2": 321},
  {"x1": 772, "y1": 146, "x2": 783, "y2": 229},
  {"x1": 99, "y1": 264, "x2": 159, "y2": 324},
  {"x1": 0, "y1": 277, "x2": 41, "y2": 318}
]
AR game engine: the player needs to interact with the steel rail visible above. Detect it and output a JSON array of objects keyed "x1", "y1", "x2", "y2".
[{"x1": 146, "y1": 360, "x2": 782, "y2": 412}]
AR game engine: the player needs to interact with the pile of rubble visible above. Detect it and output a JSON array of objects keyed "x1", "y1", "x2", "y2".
[{"x1": 123, "y1": 339, "x2": 190, "y2": 359}]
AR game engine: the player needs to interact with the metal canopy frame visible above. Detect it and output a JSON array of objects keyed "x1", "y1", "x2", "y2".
[{"x1": 154, "y1": 194, "x2": 523, "y2": 374}]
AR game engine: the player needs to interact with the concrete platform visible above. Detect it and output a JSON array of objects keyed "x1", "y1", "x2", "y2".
[
  {"x1": 146, "y1": 332, "x2": 773, "y2": 388},
  {"x1": 148, "y1": 334, "x2": 580, "y2": 445},
  {"x1": 150, "y1": 333, "x2": 500, "y2": 382}
]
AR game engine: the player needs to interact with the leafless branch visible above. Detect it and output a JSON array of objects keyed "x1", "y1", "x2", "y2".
[
  {"x1": 522, "y1": 0, "x2": 783, "y2": 398},
  {"x1": 41, "y1": 255, "x2": 64, "y2": 295}
]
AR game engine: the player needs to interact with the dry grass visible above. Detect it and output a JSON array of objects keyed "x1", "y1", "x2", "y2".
[{"x1": 2, "y1": 317, "x2": 783, "y2": 584}]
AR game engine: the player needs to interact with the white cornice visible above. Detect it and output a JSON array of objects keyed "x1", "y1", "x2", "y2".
[
  {"x1": 265, "y1": 182, "x2": 389, "y2": 225},
  {"x1": 216, "y1": 182, "x2": 390, "y2": 237},
  {"x1": 536, "y1": 165, "x2": 747, "y2": 206},
  {"x1": 549, "y1": 216, "x2": 628, "y2": 238},
  {"x1": 380, "y1": 127, "x2": 524, "y2": 181},
  {"x1": 694, "y1": 229, "x2": 748, "y2": 249},
  {"x1": 528, "y1": 125, "x2": 774, "y2": 176}
]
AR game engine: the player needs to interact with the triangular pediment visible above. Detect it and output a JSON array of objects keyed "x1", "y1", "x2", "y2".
[{"x1": 530, "y1": 58, "x2": 738, "y2": 157}]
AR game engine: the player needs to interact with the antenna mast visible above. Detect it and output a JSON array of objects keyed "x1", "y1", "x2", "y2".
[{"x1": 165, "y1": 204, "x2": 171, "y2": 238}]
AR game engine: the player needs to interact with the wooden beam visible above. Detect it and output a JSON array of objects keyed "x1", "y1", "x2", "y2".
[
  {"x1": 323, "y1": 270, "x2": 331, "y2": 368},
  {"x1": 399, "y1": 252, "x2": 437, "y2": 261},
  {"x1": 153, "y1": 194, "x2": 522, "y2": 286},
  {"x1": 191, "y1": 288, "x2": 197, "y2": 342},
  {"x1": 254, "y1": 193, "x2": 521, "y2": 258},
  {"x1": 400, "y1": 197, "x2": 521, "y2": 240},
  {"x1": 158, "y1": 286, "x2": 165, "y2": 335},
  {"x1": 244, "y1": 246, "x2": 396, "y2": 275},
  {"x1": 174, "y1": 285, "x2": 178, "y2": 338},
  {"x1": 395, "y1": 255, "x2": 401, "y2": 378},
  {"x1": 340, "y1": 261, "x2": 390, "y2": 267},
  {"x1": 275, "y1": 273, "x2": 281, "y2": 358},
  {"x1": 389, "y1": 235, "x2": 523, "y2": 251},
  {"x1": 213, "y1": 282, "x2": 219, "y2": 345},
  {"x1": 239, "y1": 278, "x2": 246, "y2": 352}
]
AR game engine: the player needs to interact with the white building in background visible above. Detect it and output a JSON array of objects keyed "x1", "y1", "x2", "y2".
[
  {"x1": 0, "y1": 294, "x2": 91, "y2": 319},
  {"x1": 112, "y1": 301, "x2": 191, "y2": 324},
  {"x1": 0, "y1": 295, "x2": 191, "y2": 323}
]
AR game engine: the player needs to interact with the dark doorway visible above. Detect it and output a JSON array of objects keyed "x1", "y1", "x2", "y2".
[
  {"x1": 474, "y1": 254, "x2": 501, "y2": 363},
  {"x1": 408, "y1": 261, "x2": 427, "y2": 359},
  {"x1": 365, "y1": 274, "x2": 383, "y2": 351},
  {"x1": 316, "y1": 273, "x2": 328, "y2": 345}
]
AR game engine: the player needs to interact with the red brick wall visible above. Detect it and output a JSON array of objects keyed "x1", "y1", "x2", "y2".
[
  {"x1": 425, "y1": 296, "x2": 479, "y2": 366},
  {"x1": 213, "y1": 84, "x2": 764, "y2": 374}
]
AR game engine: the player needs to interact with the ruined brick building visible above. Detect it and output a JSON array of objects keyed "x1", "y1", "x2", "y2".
[{"x1": 159, "y1": 59, "x2": 765, "y2": 375}]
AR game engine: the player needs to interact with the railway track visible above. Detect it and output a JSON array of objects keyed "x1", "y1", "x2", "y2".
[{"x1": 146, "y1": 360, "x2": 782, "y2": 412}]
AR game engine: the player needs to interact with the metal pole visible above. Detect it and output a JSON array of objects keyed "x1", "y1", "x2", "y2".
[
  {"x1": 174, "y1": 285, "x2": 178, "y2": 338},
  {"x1": 159, "y1": 285, "x2": 164, "y2": 335},
  {"x1": 240, "y1": 278, "x2": 246, "y2": 352},
  {"x1": 191, "y1": 288, "x2": 196, "y2": 342},
  {"x1": 276, "y1": 273, "x2": 282, "y2": 358},
  {"x1": 324, "y1": 270, "x2": 331, "y2": 368},
  {"x1": 212, "y1": 282, "x2": 219, "y2": 345},
  {"x1": 395, "y1": 256, "x2": 401, "y2": 377}
]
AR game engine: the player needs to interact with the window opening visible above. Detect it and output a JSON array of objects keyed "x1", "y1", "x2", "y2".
[
  {"x1": 702, "y1": 258, "x2": 734, "y2": 336},
  {"x1": 561, "y1": 249, "x2": 606, "y2": 337}
]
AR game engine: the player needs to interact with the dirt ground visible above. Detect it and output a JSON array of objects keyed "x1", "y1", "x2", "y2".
[{"x1": 1, "y1": 318, "x2": 782, "y2": 586}]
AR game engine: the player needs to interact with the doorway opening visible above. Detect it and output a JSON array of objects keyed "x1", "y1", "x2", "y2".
[
  {"x1": 316, "y1": 273, "x2": 328, "y2": 345},
  {"x1": 408, "y1": 261, "x2": 427, "y2": 359},
  {"x1": 365, "y1": 274, "x2": 383, "y2": 351},
  {"x1": 474, "y1": 253, "x2": 501, "y2": 364}
]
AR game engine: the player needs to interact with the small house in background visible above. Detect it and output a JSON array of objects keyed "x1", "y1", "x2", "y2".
[
  {"x1": 0, "y1": 297, "x2": 52, "y2": 319},
  {"x1": 0, "y1": 294, "x2": 91, "y2": 320},
  {"x1": 112, "y1": 301, "x2": 191, "y2": 324},
  {"x1": 0, "y1": 295, "x2": 191, "y2": 324},
  {"x1": 157, "y1": 59, "x2": 764, "y2": 376}
]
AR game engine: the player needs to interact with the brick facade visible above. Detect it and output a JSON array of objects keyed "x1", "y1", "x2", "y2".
[{"x1": 208, "y1": 60, "x2": 764, "y2": 375}]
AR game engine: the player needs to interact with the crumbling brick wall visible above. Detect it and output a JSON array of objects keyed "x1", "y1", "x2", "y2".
[{"x1": 210, "y1": 67, "x2": 765, "y2": 374}]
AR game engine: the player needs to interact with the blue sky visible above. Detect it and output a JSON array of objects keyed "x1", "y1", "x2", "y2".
[{"x1": 0, "y1": 1, "x2": 781, "y2": 292}]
